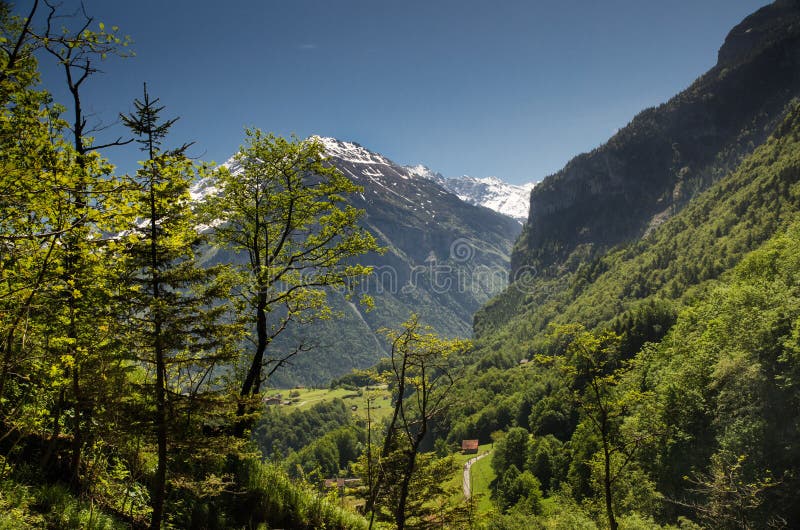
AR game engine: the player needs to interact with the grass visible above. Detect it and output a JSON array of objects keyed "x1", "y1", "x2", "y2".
[
  {"x1": 0, "y1": 461, "x2": 368, "y2": 530},
  {"x1": 0, "y1": 480, "x2": 126, "y2": 530},
  {"x1": 469, "y1": 450, "x2": 496, "y2": 514},
  {"x1": 264, "y1": 389, "x2": 501, "y2": 516},
  {"x1": 241, "y1": 459, "x2": 368, "y2": 530},
  {"x1": 266, "y1": 385, "x2": 394, "y2": 423},
  {"x1": 450, "y1": 443, "x2": 492, "y2": 468},
  {"x1": 446, "y1": 444, "x2": 495, "y2": 515}
]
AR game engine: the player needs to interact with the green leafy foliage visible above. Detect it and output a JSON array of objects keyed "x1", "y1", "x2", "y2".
[
  {"x1": 254, "y1": 398, "x2": 353, "y2": 457},
  {"x1": 362, "y1": 315, "x2": 472, "y2": 529},
  {"x1": 284, "y1": 425, "x2": 365, "y2": 479},
  {"x1": 4, "y1": 2, "x2": 800, "y2": 529},
  {"x1": 0, "y1": 4, "x2": 370, "y2": 528}
]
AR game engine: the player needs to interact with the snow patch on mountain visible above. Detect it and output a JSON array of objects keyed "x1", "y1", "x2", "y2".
[
  {"x1": 189, "y1": 158, "x2": 238, "y2": 202},
  {"x1": 189, "y1": 177, "x2": 219, "y2": 202},
  {"x1": 190, "y1": 136, "x2": 534, "y2": 224},
  {"x1": 448, "y1": 176, "x2": 535, "y2": 223}
]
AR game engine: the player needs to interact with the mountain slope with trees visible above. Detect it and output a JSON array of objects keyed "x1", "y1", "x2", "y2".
[
  {"x1": 427, "y1": 2, "x2": 800, "y2": 526},
  {"x1": 434, "y1": 94, "x2": 800, "y2": 530}
]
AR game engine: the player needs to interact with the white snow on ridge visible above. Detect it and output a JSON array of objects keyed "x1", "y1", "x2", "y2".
[
  {"x1": 188, "y1": 156, "x2": 240, "y2": 202},
  {"x1": 405, "y1": 164, "x2": 441, "y2": 181},
  {"x1": 310, "y1": 135, "x2": 536, "y2": 223},
  {"x1": 312, "y1": 136, "x2": 392, "y2": 166},
  {"x1": 189, "y1": 177, "x2": 218, "y2": 202},
  {"x1": 405, "y1": 165, "x2": 535, "y2": 223},
  {"x1": 450, "y1": 176, "x2": 535, "y2": 223}
]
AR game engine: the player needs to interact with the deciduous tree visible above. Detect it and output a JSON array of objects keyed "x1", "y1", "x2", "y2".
[
  {"x1": 201, "y1": 130, "x2": 378, "y2": 433},
  {"x1": 365, "y1": 314, "x2": 469, "y2": 530},
  {"x1": 540, "y1": 324, "x2": 653, "y2": 530}
]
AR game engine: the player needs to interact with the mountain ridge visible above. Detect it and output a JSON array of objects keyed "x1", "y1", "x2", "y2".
[
  {"x1": 308, "y1": 136, "x2": 537, "y2": 223},
  {"x1": 511, "y1": 0, "x2": 800, "y2": 277}
]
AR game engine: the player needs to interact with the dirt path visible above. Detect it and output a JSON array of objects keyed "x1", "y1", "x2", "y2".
[{"x1": 462, "y1": 451, "x2": 490, "y2": 498}]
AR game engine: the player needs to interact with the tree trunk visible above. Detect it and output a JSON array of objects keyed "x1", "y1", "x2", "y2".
[
  {"x1": 367, "y1": 339, "x2": 409, "y2": 520},
  {"x1": 239, "y1": 301, "x2": 267, "y2": 399},
  {"x1": 602, "y1": 424, "x2": 617, "y2": 530},
  {"x1": 66, "y1": 227, "x2": 83, "y2": 491},
  {"x1": 66, "y1": 81, "x2": 87, "y2": 492},
  {"x1": 234, "y1": 295, "x2": 268, "y2": 437},
  {"x1": 69, "y1": 362, "x2": 82, "y2": 489},
  {"x1": 149, "y1": 155, "x2": 167, "y2": 530},
  {"x1": 40, "y1": 388, "x2": 65, "y2": 474},
  {"x1": 150, "y1": 345, "x2": 166, "y2": 530},
  {"x1": 395, "y1": 444, "x2": 419, "y2": 530}
]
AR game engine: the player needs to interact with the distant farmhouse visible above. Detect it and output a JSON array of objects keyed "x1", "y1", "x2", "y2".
[{"x1": 461, "y1": 439, "x2": 479, "y2": 454}]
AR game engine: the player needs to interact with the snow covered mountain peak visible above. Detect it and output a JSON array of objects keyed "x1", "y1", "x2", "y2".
[
  {"x1": 405, "y1": 164, "x2": 442, "y2": 181},
  {"x1": 402, "y1": 164, "x2": 534, "y2": 222},
  {"x1": 444, "y1": 177, "x2": 535, "y2": 223},
  {"x1": 201, "y1": 135, "x2": 535, "y2": 224},
  {"x1": 311, "y1": 136, "x2": 392, "y2": 166},
  {"x1": 314, "y1": 137, "x2": 536, "y2": 223},
  {"x1": 404, "y1": 166, "x2": 535, "y2": 223},
  {"x1": 473, "y1": 176, "x2": 505, "y2": 186}
]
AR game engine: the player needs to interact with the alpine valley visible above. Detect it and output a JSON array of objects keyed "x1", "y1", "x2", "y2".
[{"x1": 5, "y1": 1, "x2": 800, "y2": 529}]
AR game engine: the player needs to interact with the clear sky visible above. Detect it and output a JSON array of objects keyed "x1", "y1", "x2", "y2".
[{"x1": 24, "y1": 0, "x2": 769, "y2": 184}]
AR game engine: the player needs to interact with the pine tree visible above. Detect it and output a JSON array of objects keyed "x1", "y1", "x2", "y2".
[{"x1": 120, "y1": 84, "x2": 241, "y2": 530}]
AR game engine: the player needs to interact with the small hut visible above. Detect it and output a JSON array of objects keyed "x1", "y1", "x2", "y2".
[{"x1": 461, "y1": 439, "x2": 479, "y2": 454}]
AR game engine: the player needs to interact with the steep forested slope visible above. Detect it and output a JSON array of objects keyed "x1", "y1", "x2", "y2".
[
  {"x1": 438, "y1": 8, "x2": 800, "y2": 524},
  {"x1": 475, "y1": 102, "x2": 800, "y2": 359},
  {"x1": 450, "y1": 214, "x2": 800, "y2": 527},
  {"x1": 455, "y1": 97, "x2": 800, "y2": 433}
]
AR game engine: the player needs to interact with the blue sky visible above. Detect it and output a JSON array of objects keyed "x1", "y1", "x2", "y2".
[{"x1": 26, "y1": 0, "x2": 768, "y2": 184}]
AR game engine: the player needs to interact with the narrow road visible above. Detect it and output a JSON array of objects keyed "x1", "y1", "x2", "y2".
[{"x1": 462, "y1": 451, "x2": 490, "y2": 498}]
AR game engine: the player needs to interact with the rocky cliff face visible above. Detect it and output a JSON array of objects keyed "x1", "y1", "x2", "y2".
[
  {"x1": 512, "y1": 0, "x2": 800, "y2": 277},
  {"x1": 718, "y1": 0, "x2": 800, "y2": 66}
]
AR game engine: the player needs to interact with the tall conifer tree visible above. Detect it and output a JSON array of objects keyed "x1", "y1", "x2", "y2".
[{"x1": 120, "y1": 84, "x2": 241, "y2": 530}]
